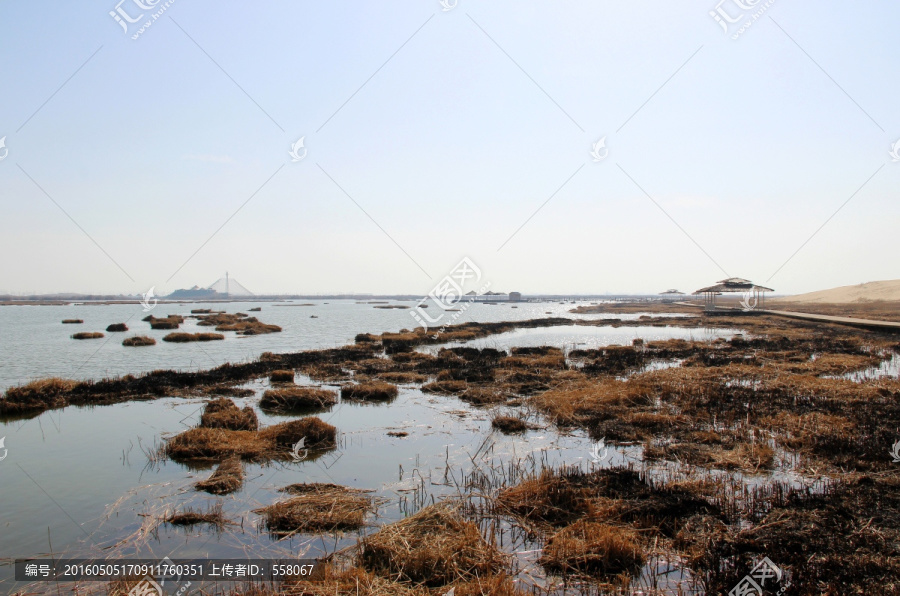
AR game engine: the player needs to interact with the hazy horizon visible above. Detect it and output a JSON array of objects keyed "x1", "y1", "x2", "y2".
[{"x1": 1, "y1": 1, "x2": 897, "y2": 297}]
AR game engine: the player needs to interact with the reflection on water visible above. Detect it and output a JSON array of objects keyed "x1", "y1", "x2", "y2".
[{"x1": 833, "y1": 352, "x2": 900, "y2": 382}]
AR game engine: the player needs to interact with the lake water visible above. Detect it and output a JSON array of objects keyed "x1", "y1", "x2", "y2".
[
  {"x1": 0, "y1": 300, "x2": 725, "y2": 595},
  {"x1": 0, "y1": 300, "x2": 696, "y2": 392}
]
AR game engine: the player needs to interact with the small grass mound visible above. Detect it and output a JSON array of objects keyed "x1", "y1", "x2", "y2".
[
  {"x1": 199, "y1": 398, "x2": 258, "y2": 431},
  {"x1": 122, "y1": 336, "x2": 155, "y2": 347},
  {"x1": 460, "y1": 387, "x2": 508, "y2": 406},
  {"x1": 165, "y1": 502, "x2": 229, "y2": 529},
  {"x1": 269, "y1": 369, "x2": 295, "y2": 383},
  {"x1": 255, "y1": 483, "x2": 373, "y2": 534},
  {"x1": 341, "y1": 381, "x2": 399, "y2": 402},
  {"x1": 165, "y1": 418, "x2": 339, "y2": 462},
  {"x1": 359, "y1": 503, "x2": 505, "y2": 586},
  {"x1": 377, "y1": 371, "x2": 428, "y2": 384},
  {"x1": 72, "y1": 332, "x2": 104, "y2": 340},
  {"x1": 491, "y1": 415, "x2": 528, "y2": 433},
  {"x1": 258, "y1": 417, "x2": 338, "y2": 450},
  {"x1": 195, "y1": 457, "x2": 244, "y2": 494},
  {"x1": 61, "y1": 319, "x2": 83, "y2": 324},
  {"x1": 260, "y1": 386, "x2": 337, "y2": 412},
  {"x1": 166, "y1": 428, "x2": 265, "y2": 461},
  {"x1": 198, "y1": 313, "x2": 282, "y2": 335},
  {"x1": 539, "y1": 520, "x2": 644, "y2": 576},
  {"x1": 148, "y1": 315, "x2": 183, "y2": 329},
  {"x1": 106, "y1": 323, "x2": 128, "y2": 332},
  {"x1": 163, "y1": 332, "x2": 225, "y2": 343}
]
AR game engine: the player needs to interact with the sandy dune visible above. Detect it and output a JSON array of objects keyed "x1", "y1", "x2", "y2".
[{"x1": 775, "y1": 280, "x2": 900, "y2": 304}]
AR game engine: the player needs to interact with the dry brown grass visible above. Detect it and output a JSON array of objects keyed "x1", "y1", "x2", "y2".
[
  {"x1": 166, "y1": 417, "x2": 336, "y2": 462},
  {"x1": 257, "y1": 417, "x2": 338, "y2": 451},
  {"x1": 165, "y1": 501, "x2": 230, "y2": 528},
  {"x1": 421, "y1": 380, "x2": 468, "y2": 395},
  {"x1": 491, "y1": 415, "x2": 529, "y2": 433},
  {"x1": 106, "y1": 323, "x2": 128, "y2": 332},
  {"x1": 762, "y1": 351, "x2": 881, "y2": 376},
  {"x1": 359, "y1": 503, "x2": 505, "y2": 586},
  {"x1": 496, "y1": 468, "x2": 590, "y2": 527},
  {"x1": 163, "y1": 332, "x2": 225, "y2": 342},
  {"x1": 72, "y1": 332, "x2": 104, "y2": 339},
  {"x1": 255, "y1": 484, "x2": 373, "y2": 534},
  {"x1": 61, "y1": 319, "x2": 83, "y2": 324},
  {"x1": 459, "y1": 387, "x2": 508, "y2": 406},
  {"x1": 260, "y1": 386, "x2": 337, "y2": 411},
  {"x1": 539, "y1": 520, "x2": 645, "y2": 577},
  {"x1": 233, "y1": 564, "x2": 430, "y2": 596},
  {"x1": 166, "y1": 427, "x2": 267, "y2": 461},
  {"x1": 303, "y1": 363, "x2": 350, "y2": 382},
  {"x1": 199, "y1": 398, "x2": 259, "y2": 431},
  {"x1": 503, "y1": 353, "x2": 567, "y2": 370},
  {"x1": 529, "y1": 379, "x2": 652, "y2": 426},
  {"x1": 341, "y1": 381, "x2": 399, "y2": 402},
  {"x1": 226, "y1": 567, "x2": 526, "y2": 596},
  {"x1": 202, "y1": 314, "x2": 282, "y2": 335},
  {"x1": 761, "y1": 411, "x2": 857, "y2": 452},
  {"x1": 269, "y1": 369, "x2": 295, "y2": 383},
  {"x1": 148, "y1": 315, "x2": 183, "y2": 329},
  {"x1": 1, "y1": 378, "x2": 78, "y2": 414},
  {"x1": 496, "y1": 467, "x2": 717, "y2": 536},
  {"x1": 195, "y1": 457, "x2": 244, "y2": 494},
  {"x1": 122, "y1": 335, "x2": 155, "y2": 346},
  {"x1": 645, "y1": 441, "x2": 775, "y2": 472},
  {"x1": 376, "y1": 371, "x2": 428, "y2": 384}
]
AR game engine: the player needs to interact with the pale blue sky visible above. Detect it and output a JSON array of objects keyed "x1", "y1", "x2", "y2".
[{"x1": 0, "y1": 0, "x2": 897, "y2": 296}]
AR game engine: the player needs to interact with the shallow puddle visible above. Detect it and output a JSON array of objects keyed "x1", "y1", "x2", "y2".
[{"x1": 419, "y1": 324, "x2": 739, "y2": 355}]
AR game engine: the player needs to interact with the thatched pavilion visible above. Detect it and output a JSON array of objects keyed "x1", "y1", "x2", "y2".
[{"x1": 693, "y1": 278, "x2": 774, "y2": 310}]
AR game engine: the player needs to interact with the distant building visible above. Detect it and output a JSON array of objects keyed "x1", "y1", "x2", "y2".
[
  {"x1": 693, "y1": 277, "x2": 774, "y2": 310},
  {"x1": 509, "y1": 291, "x2": 522, "y2": 302}
]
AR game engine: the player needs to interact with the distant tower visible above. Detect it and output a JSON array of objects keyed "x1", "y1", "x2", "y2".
[{"x1": 225, "y1": 271, "x2": 230, "y2": 297}]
